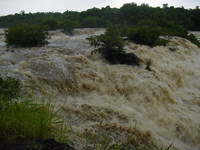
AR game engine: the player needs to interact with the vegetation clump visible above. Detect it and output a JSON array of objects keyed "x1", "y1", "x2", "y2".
[
  {"x1": 0, "y1": 77, "x2": 20, "y2": 100},
  {"x1": 1, "y1": 3, "x2": 200, "y2": 47},
  {"x1": 187, "y1": 33, "x2": 200, "y2": 47},
  {"x1": 0, "y1": 77, "x2": 68, "y2": 149},
  {"x1": 127, "y1": 25, "x2": 200, "y2": 48},
  {"x1": 128, "y1": 26, "x2": 168, "y2": 47},
  {"x1": 87, "y1": 27, "x2": 140, "y2": 65},
  {"x1": 1, "y1": 4, "x2": 200, "y2": 31},
  {"x1": 0, "y1": 101, "x2": 56, "y2": 142},
  {"x1": 5, "y1": 24, "x2": 48, "y2": 47},
  {"x1": 42, "y1": 17, "x2": 58, "y2": 31}
]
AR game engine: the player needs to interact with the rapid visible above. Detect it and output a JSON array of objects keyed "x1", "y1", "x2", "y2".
[{"x1": 0, "y1": 28, "x2": 199, "y2": 150}]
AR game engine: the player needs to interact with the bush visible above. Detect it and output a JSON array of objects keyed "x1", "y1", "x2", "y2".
[
  {"x1": 5, "y1": 24, "x2": 48, "y2": 47},
  {"x1": 187, "y1": 34, "x2": 200, "y2": 48},
  {"x1": 62, "y1": 20, "x2": 79, "y2": 34},
  {"x1": 166, "y1": 24, "x2": 188, "y2": 38},
  {"x1": 128, "y1": 26, "x2": 168, "y2": 47},
  {"x1": 87, "y1": 26, "x2": 140, "y2": 65},
  {"x1": 164, "y1": 25, "x2": 200, "y2": 48},
  {"x1": 128, "y1": 25, "x2": 200, "y2": 48}
]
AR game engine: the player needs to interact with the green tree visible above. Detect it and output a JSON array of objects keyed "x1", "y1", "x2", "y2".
[
  {"x1": 87, "y1": 26, "x2": 125, "y2": 57},
  {"x1": 87, "y1": 26, "x2": 140, "y2": 65},
  {"x1": 42, "y1": 17, "x2": 58, "y2": 30},
  {"x1": 5, "y1": 24, "x2": 48, "y2": 47},
  {"x1": 128, "y1": 26, "x2": 168, "y2": 47}
]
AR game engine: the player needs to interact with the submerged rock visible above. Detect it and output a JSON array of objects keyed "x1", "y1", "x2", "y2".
[{"x1": 106, "y1": 52, "x2": 141, "y2": 65}]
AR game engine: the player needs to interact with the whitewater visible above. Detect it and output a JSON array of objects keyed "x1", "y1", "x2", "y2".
[{"x1": 0, "y1": 28, "x2": 199, "y2": 150}]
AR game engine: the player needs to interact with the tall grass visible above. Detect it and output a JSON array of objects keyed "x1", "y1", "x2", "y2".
[
  {"x1": 0, "y1": 100, "x2": 62, "y2": 143},
  {"x1": 0, "y1": 76, "x2": 65, "y2": 145},
  {"x1": 0, "y1": 76, "x2": 20, "y2": 110}
]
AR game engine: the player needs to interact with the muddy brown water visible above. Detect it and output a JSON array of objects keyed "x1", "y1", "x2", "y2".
[{"x1": 0, "y1": 28, "x2": 200, "y2": 150}]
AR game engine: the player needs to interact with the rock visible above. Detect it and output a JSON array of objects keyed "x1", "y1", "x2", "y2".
[
  {"x1": 105, "y1": 51, "x2": 140, "y2": 65},
  {"x1": 0, "y1": 139, "x2": 75, "y2": 150}
]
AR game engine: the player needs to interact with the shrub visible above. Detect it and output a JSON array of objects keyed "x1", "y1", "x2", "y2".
[
  {"x1": 88, "y1": 27, "x2": 125, "y2": 54},
  {"x1": 62, "y1": 20, "x2": 79, "y2": 34},
  {"x1": 87, "y1": 26, "x2": 140, "y2": 65},
  {"x1": 128, "y1": 26, "x2": 168, "y2": 47},
  {"x1": 168, "y1": 27, "x2": 200, "y2": 48},
  {"x1": 166, "y1": 24, "x2": 188, "y2": 38},
  {"x1": 187, "y1": 34, "x2": 200, "y2": 48},
  {"x1": 166, "y1": 26, "x2": 200, "y2": 48},
  {"x1": 5, "y1": 24, "x2": 48, "y2": 47},
  {"x1": 128, "y1": 25, "x2": 200, "y2": 48}
]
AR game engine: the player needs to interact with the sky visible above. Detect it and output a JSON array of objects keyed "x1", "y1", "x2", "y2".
[{"x1": 0, "y1": 0, "x2": 199, "y2": 16}]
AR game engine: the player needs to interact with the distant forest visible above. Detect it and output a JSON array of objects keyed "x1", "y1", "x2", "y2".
[{"x1": 0, "y1": 3, "x2": 200, "y2": 32}]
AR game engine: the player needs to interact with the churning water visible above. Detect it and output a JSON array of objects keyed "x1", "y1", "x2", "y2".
[{"x1": 0, "y1": 28, "x2": 199, "y2": 150}]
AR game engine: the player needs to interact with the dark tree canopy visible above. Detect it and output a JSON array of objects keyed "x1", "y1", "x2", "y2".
[
  {"x1": 0, "y1": 3, "x2": 200, "y2": 31},
  {"x1": 1, "y1": 3, "x2": 200, "y2": 47},
  {"x1": 5, "y1": 24, "x2": 48, "y2": 47}
]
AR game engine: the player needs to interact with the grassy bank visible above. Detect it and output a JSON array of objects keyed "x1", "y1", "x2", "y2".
[
  {"x1": 0, "y1": 76, "x2": 66, "y2": 147},
  {"x1": 0, "y1": 100, "x2": 60, "y2": 143}
]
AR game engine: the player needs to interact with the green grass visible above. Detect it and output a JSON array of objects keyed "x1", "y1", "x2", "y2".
[
  {"x1": 187, "y1": 34, "x2": 200, "y2": 48},
  {"x1": 0, "y1": 100, "x2": 62, "y2": 143},
  {"x1": 0, "y1": 76, "x2": 20, "y2": 109},
  {"x1": 0, "y1": 76, "x2": 69, "y2": 146}
]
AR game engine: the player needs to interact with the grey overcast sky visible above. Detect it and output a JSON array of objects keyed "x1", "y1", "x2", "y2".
[{"x1": 0, "y1": 0, "x2": 199, "y2": 16}]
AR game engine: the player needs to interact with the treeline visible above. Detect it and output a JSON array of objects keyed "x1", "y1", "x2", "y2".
[{"x1": 0, "y1": 3, "x2": 200, "y2": 32}]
